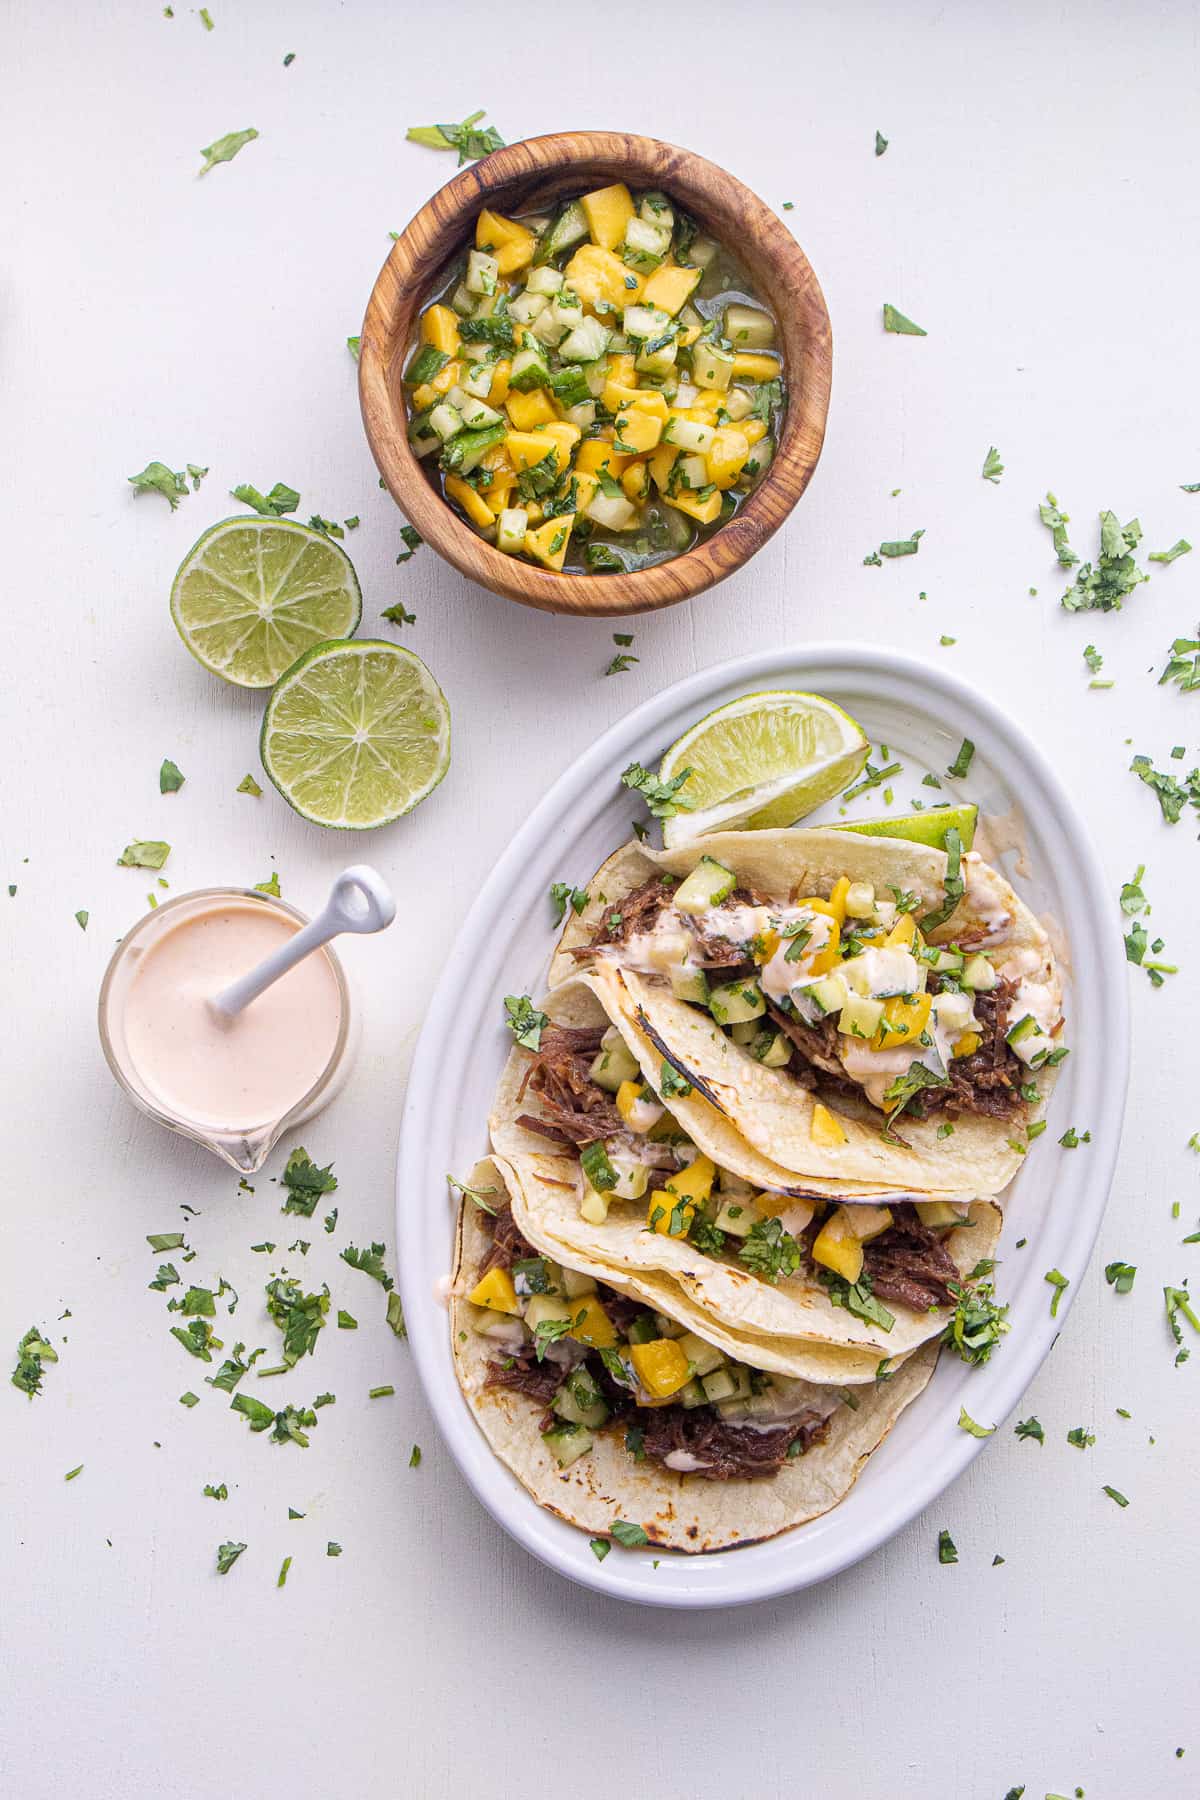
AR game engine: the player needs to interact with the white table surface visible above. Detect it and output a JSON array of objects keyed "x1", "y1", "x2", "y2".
[{"x1": 4, "y1": 3, "x2": 1198, "y2": 1794}]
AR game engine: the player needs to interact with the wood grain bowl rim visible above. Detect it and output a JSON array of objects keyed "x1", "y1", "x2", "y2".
[{"x1": 359, "y1": 130, "x2": 833, "y2": 619}]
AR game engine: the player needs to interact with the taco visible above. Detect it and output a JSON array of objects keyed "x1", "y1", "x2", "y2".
[
  {"x1": 451, "y1": 1157, "x2": 940, "y2": 1554},
  {"x1": 488, "y1": 980, "x2": 1002, "y2": 1365},
  {"x1": 549, "y1": 826, "x2": 1066, "y2": 1193}
]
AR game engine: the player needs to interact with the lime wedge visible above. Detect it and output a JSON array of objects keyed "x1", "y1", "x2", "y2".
[
  {"x1": 836, "y1": 803, "x2": 978, "y2": 853},
  {"x1": 171, "y1": 518, "x2": 362, "y2": 688},
  {"x1": 658, "y1": 691, "x2": 870, "y2": 848},
  {"x1": 260, "y1": 640, "x2": 450, "y2": 829}
]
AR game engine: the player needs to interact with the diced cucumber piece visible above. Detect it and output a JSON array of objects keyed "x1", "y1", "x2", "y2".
[
  {"x1": 677, "y1": 453, "x2": 710, "y2": 492},
  {"x1": 526, "y1": 265, "x2": 565, "y2": 296},
  {"x1": 551, "y1": 292, "x2": 585, "y2": 329},
  {"x1": 723, "y1": 386, "x2": 754, "y2": 422},
  {"x1": 677, "y1": 1378, "x2": 708, "y2": 1410},
  {"x1": 668, "y1": 963, "x2": 709, "y2": 1005},
  {"x1": 579, "y1": 1183, "x2": 610, "y2": 1225},
  {"x1": 509, "y1": 344, "x2": 551, "y2": 392},
  {"x1": 407, "y1": 412, "x2": 440, "y2": 459},
  {"x1": 509, "y1": 290, "x2": 548, "y2": 326},
  {"x1": 639, "y1": 190, "x2": 675, "y2": 229},
  {"x1": 535, "y1": 199, "x2": 588, "y2": 265},
  {"x1": 714, "y1": 1196, "x2": 763, "y2": 1237},
  {"x1": 663, "y1": 416, "x2": 716, "y2": 453},
  {"x1": 753, "y1": 1029, "x2": 791, "y2": 1068},
  {"x1": 636, "y1": 337, "x2": 677, "y2": 378},
  {"x1": 723, "y1": 303, "x2": 775, "y2": 349},
  {"x1": 523, "y1": 1293, "x2": 573, "y2": 1335},
  {"x1": 622, "y1": 304, "x2": 673, "y2": 342},
  {"x1": 451, "y1": 392, "x2": 502, "y2": 430},
  {"x1": 429, "y1": 402, "x2": 464, "y2": 443},
  {"x1": 608, "y1": 1152, "x2": 650, "y2": 1201},
  {"x1": 405, "y1": 343, "x2": 452, "y2": 387},
  {"x1": 561, "y1": 1267, "x2": 597, "y2": 1299},
  {"x1": 845, "y1": 880, "x2": 876, "y2": 918},
  {"x1": 584, "y1": 491, "x2": 636, "y2": 532},
  {"x1": 673, "y1": 855, "x2": 737, "y2": 915},
  {"x1": 693, "y1": 340, "x2": 734, "y2": 391},
  {"x1": 581, "y1": 358, "x2": 609, "y2": 398},
  {"x1": 466, "y1": 248, "x2": 500, "y2": 296},
  {"x1": 718, "y1": 1165, "x2": 756, "y2": 1196},
  {"x1": 687, "y1": 235, "x2": 719, "y2": 269},
  {"x1": 924, "y1": 947, "x2": 965, "y2": 976},
  {"x1": 496, "y1": 507, "x2": 529, "y2": 556},
  {"x1": 622, "y1": 217, "x2": 671, "y2": 273},
  {"x1": 470, "y1": 1307, "x2": 529, "y2": 1342},
  {"x1": 651, "y1": 1312, "x2": 687, "y2": 1340},
  {"x1": 459, "y1": 341, "x2": 491, "y2": 363},
  {"x1": 1006, "y1": 1015, "x2": 1054, "y2": 1066},
  {"x1": 530, "y1": 306, "x2": 568, "y2": 348},
  {"x1": 560, "y1": 316, "x2": 611, "y2": 363},
  {"x1": 542, "y1": 1422, "x2": 593, "y2": 1467},
  {"x1": 811, "y1": 971, "x2": 850, "y2": 1016},
  {"x1": 449, "y1": 282, "x2": 475, "y2": 318},
  {"x1": 709, "y1": 1366, "x2": 755, "y2": 1406},
  {"x1": 553, "y1": 1367, "x2": 609, "y2": 1429},
  {"x1": 932, "y1": 989, "x2": 974, "y2": 1034},
  {"x1": 743, "y1": 437, "x2": 775, "y2": 481},
  {"x1": 677, "y1": 1332, "x2": 724, "y2": 1378},
  {"x1": 565, "y1": 401, "x2": 596, "y2": 431},
  {"x1": 589, "y1": 1028, "x2": 640, "y2": 1092},
  {"x1": 548, "y1": 364, "x2": 592, "y2": 408},
  {"x1": 709, "y1": 981, "x2": 766, "y2": 1026},
  {"x1": 730, "y1": 1020, "x2": 760, "y2": 1046},
  {"x1": 673, "y1": 381, "x2": 699, "y2": 409},
  {"x1": 469, "y1": 293, "x2": 496, "y2": 321},
  {"x1": 461, "y1": 361, "x2": 497, "y2": 401},
  {"x1": 441, "y1": 422, "x2": 506, "y2": 475},
  {"x1": 962, "y1": 954, "x2": 998, "y2": 992},
  {"x1": 839, "y1": 992, "x2": 885, "y2": 1039}
]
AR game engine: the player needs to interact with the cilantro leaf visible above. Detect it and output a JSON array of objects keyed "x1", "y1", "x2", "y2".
[
  {"x1": 265, "y1": 1275, "x2": 329, "y2": 1366},
  {"x1": 866, "y1": 529, "x2": 925, "y2": 561},
  {"x1": 1165, "y1": 1283, "x2": 1199, "y2": 1364},
  {"x1": 1102, "y1": 1484, "x2": 1129, "y2": 1507},
  {"x1": 386, "y1": 1291, "x2": 406, "y2": 1339},
  {"x1": 1067, "y1": 1425, "x2": 1095, "y2": 1449},
  {"x1": 1061, "y1": 511, "x2": 1148, "y2": 612},
  {"x1": 874, "y1": 129, "x2": 888, "y2": 156},
  {"x1": 606, "y1": 654, "x2": 639, "y2": 675},
  {"x1": 610, "y1": 1518, "x2": 650, "y2": 1548},
  {"x1": 819, "y1": 1268, "x2": 897, "y2": 1331},
  {"x1": 548, "y1": 882, "x2": 589, "y2": 926},
  {"x1": 880, "y1": 1058, "x2": 950, "y2": 1136},
  {"x1": 937, "y1": 1528, "x2": 958, "y2": 1564},
  {"x1": 231, "y1": 481, "x2": 299, "y2": 516},
  {"x1": 128, "y1": 462, "x2": 189, "y2": 508},
  {"x1": 1149, "y1": 539, "x2": 1192, "y2": 565},
  {"x1": 216, "y1": 1540, "x2": 246, "y2": 1573},
  {"x1": 405, "y1": 109, "x2": 505, "y2": 166},
  {"x1": 280, "y1": 1146, "x2": 337, "y2": 1216},
  {"x1": 738, "y1": 1217, "x2": 803, "y2": 1284},
  {"x1": 503, "y1": 994, "x2": 548, "y2": 1050},
  {"x1": 981, "y1": 446, "x2": 1004, "y2": 484},
  {"x1": 118, "y1": 840, "x2": 170, "y2": 870},
  {"x1": 659, "y1": 1062, "x2": 693, "y2": 1100},
  {"x1": 957, "y1": 1407, "x2": 995, "y2": 1438},
  {"x1": 159, "y1": 758, "x2": 185, "y2": 793},
  {"x1": 1157, "y1": 630, "x2": 1200, "y2": 692},
  {"x1": 203, "y1": 1482, "x2": 228, "y2": 1499},
  {"x1": 1104, "y1": 1260, "x2": 1136, "y2": 1294},
  {"x1": 381, "y1": 602, "x2": 417, "y2": 627},
  {"x1": 340, "y1": 1242, "x2": 393, "y2": 1289},
  {"x1": 1038, "y1": 491, "x2": 1078, "y2": 566},
  {"x1": 236, "y1": 772, "x2": 262, "y2": 797},
  {"x1": 941, "y1": 1279, "x2": 1010, "y2": 1366},
  {"x1": 620, "y1": 761, "x2": 694, "y2": 820},
  {"x1": 1014, "y1": 1416, "x2": 1044, "y2": 1443},
  {"x1": 12, "y1": 1327, "x2": 58, "y2": 1398},
  {"x1": 882, "y1": 304, "x2": 926, "y2": 336},
  {"x1": 199, "y1": 127, "x2": 258, "y2": 175}
]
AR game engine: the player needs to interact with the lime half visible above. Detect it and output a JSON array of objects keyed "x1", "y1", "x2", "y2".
[
  {"x1": 837, "y1": 803, "x2": 978, "y2": 853},
  {"x1": 260, "y1": 639, "x2": 450, "y2": 829},
  {"x1": 171, "y1": 517, "x2": 362, "y2": 688},
  {"x1": 659, "y1": 690, "x2": 870, "y2": 847}
]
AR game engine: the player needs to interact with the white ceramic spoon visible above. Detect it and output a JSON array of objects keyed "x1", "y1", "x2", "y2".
[{"x1": 209, "y1": 865, "x2": 396, "y2": 1021}]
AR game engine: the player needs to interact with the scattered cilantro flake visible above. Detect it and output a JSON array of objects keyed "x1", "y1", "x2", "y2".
[
  {"x1": 159, "y1": 758, "x2": 185, "y2": 794},
  {"x1": 199, "y1": 7, "x2": 213, "y2": 27},
  {"x1": 1061, "y1": 511, "x2": 1148, "y2": 612},
  {"x1": 280, "y1": 1146, "x2": 337, "y2": 1217},
  {"x1": 549, "y1": 882, "x2": 589, "y2": 926},
  {"x1": 503, "y1": 994, "x2": 548, "y2": 1050},
  {"x1": 939, "y1": 635, "x2": 956, "y2": 647},
  {"x1": 1039, "y1": 492, "x2": 1078, "y2": 566},
  {"x1": 1067, "y1": 1425, "x2": 1095, "y2": 1450},
  {"x1": 981, "y1": 446, "x2": 1004, "y2": 484},
  {"x1": 254, "y1": 871, "x2": 281, "y2": 897},
  {"x1": 64, "y1": 1464, "x2": 83, "y2": 1481},
  {"x1": 74, "y1": 910, "x2": 88, "y2": 930},
  {"x1": 232, "y1": 481, "x2": 299, "y2": 516},
  {"x1": 283, "y1": 51, "x2": 295, "y2": 66},
  {"x1": 941, "y1": 1279, "x2": 1009, "y2": 1365},
  {"x1": 844, "y1": 758, "x2": 903, "y2": 802},
  {"x1": 199, "y1": 128, "x2": 258, "y2": 175},
  {"x1": 660, "y1": 1063, "x2": 693, "y2": 1101},
  {"x1": 369, "y1": 1385, "x2": 394, "y2": 1399},
  {"x1": 739, "y1": 1217, "x2": 804, "y2": 1284},
  {"x1": 446, "y1": 1172, "x2": 501, "y2": 1217},
  {"x1": 605, "y1": 653, "x2": 639, "y2": 675},
  {"x1": 12, "y1": 1327, "x2": 58, "y2": 1398},
  {"x1": 306, "y1": 514, "x2": 343, "y2": 540},
  {"x1": 128, "y1": 461, "x2": 189, "y2": 508},
  {"x1": 171, "y1": 1317, "x2": 220, "y2": 1361},
  {"x1": 1104, "y1": 1260, "x2": 1136, "y2": 1293},
  {"x1": 178, "y1": 1390, "x2": 200, "y2": 1408},
  {"x1": 620, "y1": 761, "x2": 694, "y2": 820},
  {"x1": 236, "y1": 772, "x2": 262, "y2": 797},
  {"x1": 327, "y1": 1540, "x2": 342, "y2": 1555},
  {"x1": 337, "y1": 1310, "x2": 357, "y2": 1329},
  {"x1": 883, "y1": 304, "x2": 926, "y2": 336},
  {"x1": 288, "y1": 1507, "x2": 304, "y2": 1520},
  {"x1": 1014, "y1": 1416, "x2": 1044, "y2": 1444},
  {"x1": 405, "y1": 110, "x2": 505, "y2": 166},
  {"x1": 611, "y1": 1518, "x2": 649, "y2": 1548},
  {"x1": 346, "y1": 337, "x2": 361, "y2": 362},
  {"x1": 265, "y1": 1275, "x2": 329, "y2": 1366},
  {"x1": 277, "y1": 1555, "x2": 292, "y2": 1588},
  {"x1": 1102, "y1": 1484, "x2": 1129, "y2": 1507},
  {"x1": 866, "y1": 529, "x2": 924, "y2": 561},
  {"x1": 1044, "y1": 1268, "x2": 1070, "y2": 1316},
  {"x1": 340, "y1": 1243, "x2": 393, "y2": 1289},
  {"x1": 937, "y1": 1528, "x2": 958, "y2": 1564},
  {"x1": 589, "y1": 1537, "x2": 610, "y2": 1561},
  {"x1": 118, "y1": 840, "x2": 170, "y2": 869},
  {"x1": 381, "y1": 602, "x2": 416, "y2": 627},
  {"x1": 395, "y1": 524, "x2": 422, "y2": 563},
  {"x1": 1149, "y1": 539, "x2": 1192, "y2": 564},
  {"x1": 874, "y1": 129, "x2": 888, "y2": 156},
  {"x1": 231, "y1": 1393, "x2": 318, "y2": 1445},
  {"x1": 1158, "y1": 631, "x2": 1200, "y2": 692},
  {"x1": 946, "y1": 738, "x2": 975, "y2": 780},
  {"x1": 957, "y1": 1407, "x2": 994, "y2": 1438},
  {"x1": 409, "y1": 1444, "x2": 421, "y2": 1468},
  {"x1": 386, "y1": 1291, "x2": 406, "y2": 1339},
  {"x1": 147, "y1": 1230, "x2": 186, "y2": 1252},
  {"x1": 1059, "y1": 1127, "x2": 1091, "y2": 1148},
  {"x1": 149, "y1": 1263, "x2": 180, "y2": 1291},
  {"x1": 203, "y1": 1482, "x2": 228, "y2": 1499},
  {"x1": 1165, "y1": 1283, "x2": 1199, "y2": 1363},
  {"x1": 216, "y1": 1541, "x2": 246, "y2": 1574}
]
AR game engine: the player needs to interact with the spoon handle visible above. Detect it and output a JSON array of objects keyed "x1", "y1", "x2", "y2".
[{"x1": 210, "y1": 866, "x2": 396, "y2": 1020}]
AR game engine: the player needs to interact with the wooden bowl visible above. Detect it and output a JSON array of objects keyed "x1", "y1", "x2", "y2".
[{"x1": 359, "y1": 131, "x2": 832, "y2": 619}]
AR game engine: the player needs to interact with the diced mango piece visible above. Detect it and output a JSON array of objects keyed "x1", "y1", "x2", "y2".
[
  {"x1": 666, "y1": 1154, "x2": 716, "y2": 1205},
  {"x1": 841, "y1": 1203, "x2": 894, "y2": 1243},
  {"x1": 444, "y1": 475, "x2": 495, "y2": 531},
  {"x1": 468, "y1": 1266, "x2": 521, "y2": 1315},
  {"x1": 569, "y1": 1295, "x2": 618, "y2": 1348},
  {"x1": 872, "y1": 991, "x2": 932, "y2": 1051},
  {"x1": 573, "y1": 472, "x2": 599, "y2": 513},
  {"x1": 662, "y1": 487, "x2": 722, "y2": 525},
  {"x1": 564, "y1": 244, "x2": 643, "y2": 312},
  {"x1": 581, "y1": 182, "x2": 634, "y2": 252},
  {"x1": 476, "y1": 208, "x2": 524, "y2": 250},
  {"x1": 483, "y1": 479, "x2": 517, "y2": 516},
  {"x1": 676, "y1": 324, "x2": 702, "y2": 347},
  {"x1": 540, "y1": 420, "x2": 582, "y2": 462},
  {"x1": 411, "y1": 357, "x2": 462, "y2": 412},
  {"x1": 810, "y1": 1101, "x2": 848, "y2": 1147},
  {"x1": 616, "y1": 1078, "x2": 650, "y2": 1128},
  {"x1": 504, "y1": 430, "x2": 561, "y2": 472},
  {"x1": 523, "y1": 513, "x2": 575, "y2": 572},
  {"x1": 915, "y1": 1200, "x2": 968, "y2": 1229},
  {"x1": 732, "y1": 351, "x2": 781, "y2": 381},
  {"x1": 810, "y1": 1210, "x2": 864, "y2": 1285},
  {"x1": 741, "y1": 417, "x2": 768, "y2": 446},
  {"x1": 576, "y1": 438, "x2": 630, "y2": 479},
  {"x1": 641, "y1": 262, "x2": 702, "y2": 316},
  {"x1": 884, "y1": 911, "x2": 918, "y2": 950},
  {"x1": 648, "y1": 445, "x2": 678, "y2": 492},
  {"x1": 604, "y1": 379, "x2": 643, "y2": 414},
  {"x1": 827, "y1": 876, "x2": 851, "y2": 926},
  {"x1": 629, "y1": 1337, "x2": 692, "y2": 1398},
  {"x1": 606, "y1": 351, "x2": 637, "y2": 384},
  {"x1": 421, "y1": 304, "x2": 460, "y2": 357},
  {"x1": 953, "y1": 1031, "x2": 982, "y2": 1060},
  {"x1": 648, "y1": 1190, "x2": 697, "y2": 1238},
  {"x1": 505, "y1": 388, "x2": 557, "y2": 431},
  {"x1": 486, "y1": 358, "x2": 511, "y2": 406},
  {"x1": 622, "y1": 461, "x2": 651, "y2": 503},
  {"x1": 689, "y1": 388, "x2": 726, "y2": 417},
  {"x1": 706, "y1": 426, "x2": 751, "y2": 490},
  {"x1": 613, "y1": 407, "x2": 662, "y2": 454}
]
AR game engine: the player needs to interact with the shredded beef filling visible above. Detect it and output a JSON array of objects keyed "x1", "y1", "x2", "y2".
[
  {"x1": 475, "y1": 1201, "x2": 826, "y2": 1481},
  {"x1": 515, "y1": 1022, "x2": 622, "y2": 1148},
  {"x1": 860, "y1": 1207, "x2": 962, "y2": 1312},
  {"x1": 904, "y1": 976, "x2": 1025, "y2": 1121}
]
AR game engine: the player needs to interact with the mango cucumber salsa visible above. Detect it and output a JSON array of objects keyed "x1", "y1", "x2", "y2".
[{"x1": 403, "y1": 183, "x2": 787, "y2": 574}]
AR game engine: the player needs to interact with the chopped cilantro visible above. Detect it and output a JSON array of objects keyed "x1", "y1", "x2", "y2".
[
  {"x1": 445, "y1": 1172, "x2": 501, "y2": 1216},
  {"x1": 405, "y1": 110, "x2": 505, "y2": 166},
  {"x1": 981, "y1": 446, "x2": 1004, "y2": 484},
  {"x1": 206, "y1": 1342, "x2": 263, "y2": 1392},
  {"x1": 340, "y1": 1242, "x2": 393, "y2": 1289},
  {"x1": 1158, "y1": 631, "x2": 1200, "y2": 691},
  {"x1": 503, "y1": 994, "x2": 548, "y2": 1050},
  {"x1": 231, "y1": 1393, "x2": 319, "y2": 1445},
  {"x1": 1129, "y1": 753, "x2": 1200, "y2": 825},
  {"x1": 396, "y1": 524, "x2": 423, "y2": 562},
  {"x1": 844, "y1": 758, "x2": 903, "y2": 801},
  {"x1": 337, "y1": 1310, "x2": 357, "y2": 1329},
  {"x1": 265, "y1": 1275, "x2": 329, "y2": 1366},
  {"x1": 874, "y1": 129, "x2": 888, "y2": 156},
  {"x1": 386, "y1": 1291, "x2": 406, "y2": 1339},
  {"x1": 283, "y1": 51, "x2": 295, "y2": 66},
  {"x1": 880, "y1": 1058, "x2": 950, "y2": 1135},
  {"x1": 231, "y1": 481, "x2": 299, "y2": 516},
  {"x1": 611, "y1": 1518, "x2": 649, "y2": 1548},
  {"x1": 118, "y1": 840, "x2": 170, "y2": 869},
  {"x1": 620, "y1": 761, "x2": 694, "y2": 820},
  {"x1": 946, "y1": 739, "x2": 975, "y2": 780},
  {"x1": 1039, "y1": 492, "x2": 1078, "y2": 566},
  {"x1": 171, "y1": 1317, "x2": 220, "y2": 1361},
  {"x1": 1102, "y1": 1484, "x2": 1129, "y2": 1508},
  {"x1": 198, "y1": 128, "x2": 259, "y2": 175},
  {"x1": 216, "y1": 1540, "x2": 246, "y2": 1574},
  {"x1": 280, "y1": 1146, "x2": 337, "y2": 1216},
  {"x1": 1067, "y1": 1425, "x2": 1095, "y2": 1450},
  {"x1": 1014, "y1": 1416, "x2": 1044, "y2": 1444},
  {"x1": 882, "y1": 304, "x2": 926, "y2": 336},
  {"x1": 1058, "y1": 1127, "x2": 1091, "y2": 1148},
  {"x1": 605, "y1": 653, "x2": 639, "y2": 675},
  {"x1": 381, "y1": 603, "x2": 417, "y2": 627},
  {"x1": 346, "y1": 337, "x2": 360, "y2": 361},
  {"x1": 369, "y1": 1385, "x2": 394, "y2": 1399},
  {"x1": 1165, "y1": 1283, "x2": 1199, "y2": 1363},
  {"x1": 327, "y1": 1541, "x2": 342, "y2": 1555},
  {"x1": 12, "y1": 1327, "x2": 58, "y2": 1398},
  {"x1": 158, "y1": 758, "x2": 185, "y2": 794},
  {"x1": 276, "y1": 1556, "x2": 292, "y2": 1588},
  {"x1": 199, "y1": 7, "x2": 213, "y2": 27},
  {"x1": 409, "y1": 1443, "x2": 421, "y2": 1468},
  {"x1": 1149, "y1": 539, "x2": 1192, "y2": 564},
  {"x1": 739, "y1": 1217, "x2": 804, "y2": 1284},
  {"x1": 1104, "y1": 1260, "x2": 1136, "y2": 1293},
  {"x1": 937, "y1": 1528, "x2": 958, "y2": 1564},
  {"x1": 589, "y1": 1537, "x2": 610, "y2": 1561},
  {"x1": 1061, "y1": 511, "x2": 1148, "y2": 612},
  {"x1": 1044, "y1": 1268, "x2": 1070, "y2": 1317},
  {"x1": 659, "y1": 1063, "x2": 693, "y2": 1100},
  {"x1": 236, "y1": 772, "x2": 262, "y2": 797},
  {"x1": 549, "y1": 882, "x2": 589, "y2": 926},
  {"x1": 1119, "y1": 865, "x2": 1146, "y2": 914},
  {"x1": 307, "y1": 514, "x2": 344, "y2": 539},
  {"x1": 957, "y1": 1407, "x2": 994, "y2": 1438},
  {"x1": 941, "y1": 1279, "x2": 1010, "y2": 1366},
  {"x1": 128, "y1": 462, "x2": 190, "y2": 508},
  {"x1": 203, "y1": 1482, "x2": 228, "y2": 1499},
  {"x1": 866, "y1": 529, "x2": 925, "y2": 561}
]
